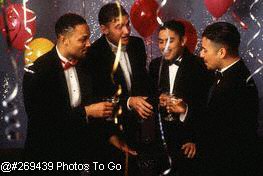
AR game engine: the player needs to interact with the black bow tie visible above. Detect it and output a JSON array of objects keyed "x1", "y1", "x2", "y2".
[
  {"x1": 166, "y1": 58, "x2": 181, "y2": 66},
  {"x1": 111, "y1": 46, "x2": 126, "y2": 53},
  {"x1": 215, "y1": 71, "x2": 223, "y2": 82}
]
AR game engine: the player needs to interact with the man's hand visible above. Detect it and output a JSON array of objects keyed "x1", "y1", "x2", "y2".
[
  {"x1": 128, "y1": 96, "x2": 153, "y2": 119},
  {"x1": 181, "y1": 142, "x2": 196, "y2": 159},
  {"x1": 109, "y1": 135, "x2": 137, "y2": 156},
  {"x1": 159, "y1": 93, "x2": 170, "y2": 107},
  {"x1": 166, "y1": 98, "x2": 187, "y2": 114},
  {"x1": 85, "y1": 102, "x2": 114, "y2": 118}
]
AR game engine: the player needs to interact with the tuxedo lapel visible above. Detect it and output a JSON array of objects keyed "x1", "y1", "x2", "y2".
[
  {"x1": 172, "y1": 63, "x2": 183, "y2": 95},
  {"x1": 126, "y1": 45, "x2": 135, "y2": 82},
  {"x1": 159, "y1": 60, "x2": 170, "y2": 93},
  {"x1": 51, "y1": 49, "x2": 72, "y2": 108},
  {"x1": 75, "y1": 63, "x2": 92, "y2": 105},
  {"x1": 208, "y1": 60, "x2": 242, "y2": 107},
  {"x1": 171, "y1": 49, "x2": 193, "y2": 96},
  {"x1": 102, "y1": 36, "x2": 130, "y2": 95},
  {"x1": 54, "y1": 49, "x2": 95, "y2": 107}
]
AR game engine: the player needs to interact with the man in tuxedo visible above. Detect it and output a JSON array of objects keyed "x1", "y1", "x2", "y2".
[
  {"x1": 149, "y1": 20, "x2": 212, "y2": 176},
  {"x1": 200, "y1": 22, "x2": 259, "y2": 176},
  {"x1": 23, "y1": 13, "x2": 135, "y2": 164},
  {"x1": 85, "y1": 2, "x2": 155, "y2": 175},
  {"x1": 173, "y1": 22, "x2": 259, "y2": 176}
]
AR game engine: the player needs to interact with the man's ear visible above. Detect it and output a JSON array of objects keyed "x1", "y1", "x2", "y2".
[
  {"x1": 218, "y1": 47, "x2": 227, "y2": 59},
  {"x1": 60, "y1": 34, "x2": 69, "y2": 46},
  {"x1": 181, "y1": 36, "x2": 187, "y2": 47},
  {"x1": 100, "y1": 24, "x2": 109, "y2": 35}
]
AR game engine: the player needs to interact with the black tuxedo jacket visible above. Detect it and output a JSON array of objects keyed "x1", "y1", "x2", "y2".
[
  {"x1": 85, "y1": 35, "x2": 153, "y2": 148},
  {"x1": 201, "y1": 60, "x2": 259, "y2": 176},
  {"x1": 23, "y1": 48, "x2": 110, "y2": 161},
  {"x1": 149, "y1": 48, "x2": 212, "y2": 152},
  {"x1": 86, "y1": 35, "x2": 150, "y2": 98}
]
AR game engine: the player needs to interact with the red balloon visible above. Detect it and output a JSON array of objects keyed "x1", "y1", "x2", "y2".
[
  {"x1": 0, "y1": 3, "x2": 36, "y2": 50},
  {"x1": 204, "y1": 0, "x2": 233, "y2": 18},
  {"x1": 177, "y1": 19, "x2": 197, "y2": 53},
  {"x1": 130, "y1": 0, "x2": 159, "y2": 38}
]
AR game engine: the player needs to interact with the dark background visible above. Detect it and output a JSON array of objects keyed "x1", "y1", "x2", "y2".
[{"x1": 0, "y1": 0, "x2": 262, "y2": 156}]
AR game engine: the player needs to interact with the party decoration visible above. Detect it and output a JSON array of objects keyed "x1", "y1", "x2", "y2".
[
  {"x1": 130, "y1": 0, "x2": 159, "y2": 38},
  {"x1": 185, "y1": 0, "x2": 194, "y2": 19},
  {"x1": 204, "y1": 0, "x2": 233, "y2": 18},
  {"x1": 2, "y1": 55, "x2": 20, "y2": 141},
  {"x1": 24, "y1": 38, "x2": 54, "y2": 65},
  {"x1": 232, "y1": 12, "x2": 248, "y2": 30},
  {"x1": 82, "y1": 0, "x2": 86, "y2": 17},
  {"x1": 155, "y1": 2, "x2": 173, "y2": 175},
  {"x1": 156, "y1": 0, "x2": 171, "y2": 56},
  {"x1": 23, "y1": 0, "x2": 35, "y2": 60},
  {"x1": 1, "y1": 0, "x2": 12, "y2": 48},
  {"x1": 156, "y1": 0, "x2": 167, "y2": 26},
  {"x1": 157, "y1": 108, "x2": 172, "y2": 175},
  {"x1": 110, "y1": 1, "x2": 123, "y2": 126},
  {"x1": 0, "y1": 3, "x2": 36, "y2": 50},
  {"x1": 246, "y1": 64, "x2": 263, "y2": 83},
  {"x1": 247, "y1": 0, "x2": 261, "y2": 47},
  {"x1": 246, "y1": 0, "x2": 262, "y2": 83},
  {"x1": 177, "y1": 19, "x2": 198, "y2": 53}
]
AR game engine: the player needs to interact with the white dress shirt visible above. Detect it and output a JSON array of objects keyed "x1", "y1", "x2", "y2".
[
  {"x1": 169, "y1": 63, "x2": 180, "y2": 94},
  {"x1": 56, "y1": 46, "x2": 81, "y2": 108},
  {"x1": 220, "y1": 59, "x2": 240, "y2": 73},
  {"x1": 168, "y1": 56, "x2": 187, "y2": 122},
  {"x1": 216, "y1": 59, "x2": 240, "y2": 84},
  {"x1": 106, "y1": 38, "x2": 133, "y2": 93}
]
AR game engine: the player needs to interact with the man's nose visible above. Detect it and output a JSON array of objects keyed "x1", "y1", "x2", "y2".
[
  {"x1": 86, "y1": 40, "x2": 91, "y2": 47},
  {"x1": 122, "y1": 26, "x2": 130, "y2": 35},
  {"x1": 200, "y1": 50, "x2": 204, "y2": 58}
]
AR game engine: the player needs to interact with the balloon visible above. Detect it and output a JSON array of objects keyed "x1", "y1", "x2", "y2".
[
  {"x1": 24, "y1": 38, "x2": 54, "y2": 65},
  {"x1": 0, "y1": 3, "x2": 36, "y2": 50},
  {"x1": 177, "y1": 19, "x2": 197, "y2": 53},
  {"x1": 130, "y1": 0, "x2": 159, "y2": 38},
  {"x1": 204, "y1": 0, "x2": 233, "y2": 18}
]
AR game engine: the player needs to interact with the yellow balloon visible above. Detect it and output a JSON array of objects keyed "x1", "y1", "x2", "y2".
[{"x1": 24, "y1": 38, "x2": 54, "y2": 65}]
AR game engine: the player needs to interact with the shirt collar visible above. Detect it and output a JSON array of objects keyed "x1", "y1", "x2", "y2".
[
  {"x1": 56, "y1": 45, "x2": 71, "y2": 63},
  {"x1": 167, "y1": 55, "x2": 182, "y2": 66},
  {"x1": 219, "y1": 59, "x2": 240, "y2": 73},
  {"x1": 106, "y1": 37, "x2": 126, "y2": 53}
]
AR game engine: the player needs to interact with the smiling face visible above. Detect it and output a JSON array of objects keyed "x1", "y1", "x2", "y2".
[
  {"x1": 200, "y1": 37, "x2": 222, "y2": 70},
  {"x1": 101, "y1": 15, "x2": 130, "y2": 46},
  {"x1": 63, "y1": 24, "x2": 90, "y2": 60},
  {"x1": 158, "y1": 29, "x2": 186, "y2": 61}
]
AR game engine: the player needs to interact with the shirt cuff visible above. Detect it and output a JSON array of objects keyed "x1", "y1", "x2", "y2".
[
  {"x1": 127, "y1": 97, "x2": 132, "y2": 111},
  {"x1": 179, "y1": 104, "x2": 188, "y2": 122},
  {"x1": 84, "y1": 107, "x2": 89, "y2": 123}
]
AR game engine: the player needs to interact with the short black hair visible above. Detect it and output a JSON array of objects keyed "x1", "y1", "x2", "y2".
[
  {"x1": 202, "y1": 22, "x2": 240, "y2": 56},
  {"x1": 160, "y1": 20, "x2": 185, "y2": 38},
  {"x1": 98, "y1": 3, "x2": 128, "y2": 25},
  {"x1": 55, "y1": 13, "x2": 87, "y2": 37}
]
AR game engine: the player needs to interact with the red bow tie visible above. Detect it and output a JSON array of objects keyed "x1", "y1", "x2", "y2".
[{"x1": 61, "y1": 59, "x2": 78, "y2": 70}]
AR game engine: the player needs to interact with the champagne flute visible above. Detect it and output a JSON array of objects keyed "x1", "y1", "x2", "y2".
[
  {"x1": 161, "y1": 92, "x2": 177, "y2": 122},
  {"x1": 103, "y1": 97, "x2": 120, "y2": 122}
]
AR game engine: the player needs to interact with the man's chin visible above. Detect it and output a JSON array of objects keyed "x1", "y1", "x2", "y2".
[
  {"x1": 205, "y1": 64, "x2": 213, "y2": 71},
  {"x1": 77, "y1": 54, "x2": 86, "y2": 60},
  {"x1": 121, "y1": 41, "x2": 129, "y2": 46},
  {"x1": 121, "y1": 37, "x2": 129, "y2": 45},
  {"x1": 164, "y1": 56, "x2": 172, "y2": 61}
]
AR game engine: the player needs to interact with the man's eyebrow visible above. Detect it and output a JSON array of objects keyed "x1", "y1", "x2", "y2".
[{"x1": 158, "y1": 37, "x2": 175, "y2": 40}]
